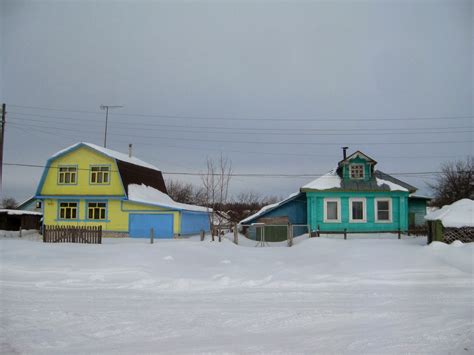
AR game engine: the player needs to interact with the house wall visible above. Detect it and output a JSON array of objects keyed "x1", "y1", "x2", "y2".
[
  {"x1": 180, "y1": 211, "x2": 211, "y2": 235},
  {"x1": 38, "y1": 146, "x2": 125, "y2": 197},
  {"x1": 408, "y1": 198, "x2": 428, "y2": 227},
  {"x1": 42, "y1": 198, "x2": 181, "y2": 234},
  {"x1": 307, "y1": 191, "x2": 409, "y2": 232}
]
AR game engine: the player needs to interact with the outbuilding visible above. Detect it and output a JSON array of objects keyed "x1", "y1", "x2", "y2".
[
  {"x1": 425, "y1": 199, "x2": 473, "y2": 244},
  {"x1": 0, "y1": 209, "x2": 42, "y2": 231},
  {"x1": 240, "y1": 192, "x2": 307, "y2": 242}
]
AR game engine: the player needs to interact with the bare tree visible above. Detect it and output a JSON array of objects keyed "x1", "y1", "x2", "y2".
[
  {"x1": 429, "y1": 157, "x2": 473, "y2": 207},
  {"x1": 201, "y1": 154, "x2": 232, "y2": 226},
  {"x1": 235, "y1": 191, "x2": 261, "y2": 206},
  {"x1": 1, "y1": 197, "x2": 18, "y2": 209},
  {"x1": 165, "y1": 179, "x2": 207, "y2": 205},
  {"x1": 223, "y1": 190, "x2": 282, "y2": 223}
]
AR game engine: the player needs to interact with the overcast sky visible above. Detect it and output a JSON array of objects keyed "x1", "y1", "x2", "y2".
[{"x1": 1, "y1": 0, "x2": 472, "y2": 202}]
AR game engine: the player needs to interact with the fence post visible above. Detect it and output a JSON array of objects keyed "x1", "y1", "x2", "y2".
[
  {"x1": 200, "y1": 229, "x2": 205, "y2": 241},
  {"x1": 233, "y1": 224, "x2": 238, "y2": 245},
  {"x1": 398, "y1": 229, "x2": 401, "y2": 240},
  {"x1": 150, "y1": 227, "x2": 154, "y2": 244},
  {"x1": 19, "y1": 225, "x2": 22, "y2": 238},
  {"x1": 344, "y1": 228, "x2": 347, "y2": 240},
  {"x1": 317, "y1": 224, "x2": 320, "y2": 238},
  {"x1": 287, "y1": 223, "x2": 293, "y2": 247}
]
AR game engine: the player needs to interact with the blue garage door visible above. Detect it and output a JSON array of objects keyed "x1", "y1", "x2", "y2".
[{"x1": 129, "y1": 214, "x2": 174, "y2": 238}]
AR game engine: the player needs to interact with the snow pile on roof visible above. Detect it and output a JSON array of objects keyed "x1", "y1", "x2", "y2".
[
  {"x1": 425, "y1": 199, "x2": 474, "y2": 228},
  {"x1": 376, "y1": 176, "x2": 408, "y2": 192},
  {"x1": 52, "y1": 142, "x2": 160, "y2": 171},
  {"x1": 302, "y1": 169, "x2": 409, "y2": 191},
  {"x1": 302, "y1": 169, "x2": 341, "y2": 190},
  {"x1": 240, "y1": 192, "x2": 300, "y2": 224},
  {"x1": 127, "y1": 184, "x2": 209, "y2": 212},
  {"x1": 0, "y1": 209, "x2": 42, "y2": 216}
]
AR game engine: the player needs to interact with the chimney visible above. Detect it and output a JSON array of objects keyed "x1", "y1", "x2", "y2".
[
  {"x1": 342, "y1": 147, "x2": 349, "y2": 160},
  {"x1": 128, "y1": 143, "x2": 133, "y2": 158}
]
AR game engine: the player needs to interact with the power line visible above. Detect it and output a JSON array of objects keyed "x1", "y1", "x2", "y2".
[
  {"x1": 8, "y1": 124, "x2": 471, "y2": 161},
  {"x1": 3, "y1": 162, "x2": 455, "y2": 178},
  {"x1": 8, "y1": 122, "x2": 473, "y2": 146},
  {"x1": 8, "y1": 104, "x2": 473, "y2": 122},
  {"x1": 8, "y1": 116, "x2": 474, "y2": 137},
  {"x1": 10, "y1": 112, "x2": 472, "y2": 132},
  {"x1": 9, "y1": 105, "x2": 102, "y2": 115}
]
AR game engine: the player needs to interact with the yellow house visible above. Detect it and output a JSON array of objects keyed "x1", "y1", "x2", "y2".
[{"x1": 35, "y1": 142, "x2": 210, "y2": 238}]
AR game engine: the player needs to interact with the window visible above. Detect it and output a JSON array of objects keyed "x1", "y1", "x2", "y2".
[
  {"x1": 59, "y1": 202, "x2": 78, "y2": 219},
  {"x1": 349, "y1": 198, "x2": 366, "y2": 222},
  {"x1": 324, "y1": 198, "x2": 341, "y2": 222},
  {"x1": 350, "y1": 164, "x2": 364, "y2": 179},
  {"x1": 90, "y1": 166, "x2": 110, "y2": 184},
  {"x1": 87, "y1": 202, "x2": 107, "y2": 220},
  {"x1": 375, "y1": 198, "x2": 392, "y2": 222},
  {"x1": 58, "y1": 166, "x2": 77, "y2": 184}
]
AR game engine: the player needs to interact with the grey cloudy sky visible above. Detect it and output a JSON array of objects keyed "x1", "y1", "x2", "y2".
[{"x1": 1, "y1": 0, "x2": 472, "y2": 202}]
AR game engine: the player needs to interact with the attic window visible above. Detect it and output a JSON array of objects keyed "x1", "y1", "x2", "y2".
[
  {"x1": 58, "y1": 166, "x2": 77, "y2": 184},
  {"x1": 350, "y1": 164, "x2": 364, "y2": 179},
  {"x1": 90, "y1": 166, "x2": 110, "y2": 184}
]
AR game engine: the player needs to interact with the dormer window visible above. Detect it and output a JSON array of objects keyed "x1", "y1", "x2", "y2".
[{"x1": 350, "y1": 164, "x2": 364, "y2": 179}]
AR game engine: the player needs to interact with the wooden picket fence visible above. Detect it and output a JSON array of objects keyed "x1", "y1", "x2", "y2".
[{"x1": 43, "y1": 225, "x2": 102, "y2": 244}]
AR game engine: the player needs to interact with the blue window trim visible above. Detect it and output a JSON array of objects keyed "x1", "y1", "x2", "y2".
[
  {"x1": 85, "y1": 199, "x2": 109, "y2": 222},
  {"x1": 89, "y1": 164, "x2": 112, "y2": 185},
  {"x1": 57, "y1": 199, "x2": 80, "y2": 221},
  {"x1": 57, "y1": 164, "x2": 79, "y2": 185},
  {"x1": 36, "y1": 195, "x2": 125, "y2": 200}
]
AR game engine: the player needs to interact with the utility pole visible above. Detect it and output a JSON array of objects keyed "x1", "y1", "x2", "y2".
[
  {"x1": 100, "y1": 105, "x2": 123, "y2": 148},
  {"x1": 0, "y1": 103, "x2": 5, "y2": 198}
]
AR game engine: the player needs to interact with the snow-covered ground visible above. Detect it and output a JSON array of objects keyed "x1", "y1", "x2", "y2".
[{"x1": 0, "y1": 233, "x2": 472, "y2": 354}]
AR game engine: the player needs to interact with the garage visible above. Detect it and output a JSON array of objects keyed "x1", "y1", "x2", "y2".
[
  {"x1": 180, "y1": 211, "x2": 210, "y2": 235},
  {"x1": 129, "y1": 214, "x2": 174, "y2": 238}
]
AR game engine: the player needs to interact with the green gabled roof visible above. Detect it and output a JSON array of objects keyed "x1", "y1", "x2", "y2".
[{"x1": 338, "y1": 150, "x2": 377, "y2": 166}]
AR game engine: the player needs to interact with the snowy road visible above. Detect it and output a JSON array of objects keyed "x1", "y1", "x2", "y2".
[{"x1": 1, "y1": 235, "x2": 472, "y2": 354}]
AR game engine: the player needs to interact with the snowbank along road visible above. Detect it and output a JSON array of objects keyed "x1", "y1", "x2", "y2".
[{"x1": 0, "y1": 234, "x2": 472, "y2": 354}]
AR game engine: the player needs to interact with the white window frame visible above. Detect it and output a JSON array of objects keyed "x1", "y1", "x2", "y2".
[
  {"x1": 350, "y1": 164, "x2": 365, "y2": 179},
  {"x1": 349, "y1": 198, "x2": 366, "y2": 223},
  {"x1": 374, "y1": 198, "x2": 392, "y2": 223},
  {"x1": 324, "y1": 198, "x2": 341, "y2": 223}
]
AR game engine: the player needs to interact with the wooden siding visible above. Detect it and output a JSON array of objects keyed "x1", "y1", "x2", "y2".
[
  {"x1": 408, "y1": 198, "x2": 428, "y2": 227},
  {"x1": 307, "y1": 191, "x2": 409, "y2": 232}
]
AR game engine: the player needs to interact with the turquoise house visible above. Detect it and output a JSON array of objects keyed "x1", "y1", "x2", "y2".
[{"x1": 301, "y1": 151, "x2": 427, "y2": 233}]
